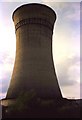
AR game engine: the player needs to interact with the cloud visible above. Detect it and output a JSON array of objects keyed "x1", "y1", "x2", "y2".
[
  {"x1": 46, "y1": 2, "x2": 80, "y2": 24},
  {"x1": 63, "y1": 3, "x2": 80, "y2": 21},
  {"x1": 0, "y1": 71, "x2": 11, "y2": 99},
  {"x1": 56, "y1": 55, "x2": 80, "y2": 87},
  {"x1": 0, "y1": 52, "x2": 14, "y2": 99},
  {"x1": 55, "y1": 55, "x2": 80, "y2": 99},
  {"x1": 1, "y1": 71, "x2": 11, "y2": 91},
  {"x1": 62, "y1": 83, "x2": 80, "y2": 99}
]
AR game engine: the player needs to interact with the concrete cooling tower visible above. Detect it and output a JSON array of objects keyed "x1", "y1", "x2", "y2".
[{"x1": 6, "y1": 3, "x2": 62, "y2": 99}]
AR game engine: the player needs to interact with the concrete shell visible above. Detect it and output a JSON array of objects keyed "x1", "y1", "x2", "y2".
[{"x1": 7, "y1": 3, "x2": 62, "y2": 99}]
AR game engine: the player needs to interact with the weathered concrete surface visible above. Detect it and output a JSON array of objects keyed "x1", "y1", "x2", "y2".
[{"x1": 6, "y1": 3, "x2": 62, "y2": 99}]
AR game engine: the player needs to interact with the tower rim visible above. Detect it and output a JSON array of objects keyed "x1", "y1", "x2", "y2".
[{"x1": 12, "y1": 3, "x2": 56, "y2": 22}]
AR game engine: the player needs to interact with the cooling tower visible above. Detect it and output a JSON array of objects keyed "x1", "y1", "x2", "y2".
[{"x1": 6, "y1": 3, "x2": 62, "y2": 99}]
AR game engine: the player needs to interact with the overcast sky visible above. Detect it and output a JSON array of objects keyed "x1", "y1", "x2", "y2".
[{"x1": 0, "y1": 0, "x2": 81, "y2": 99}]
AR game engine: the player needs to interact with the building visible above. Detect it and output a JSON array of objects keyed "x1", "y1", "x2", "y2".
[{"x1": 6, "y1": 3, "x2": 62, "y2": 99}]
